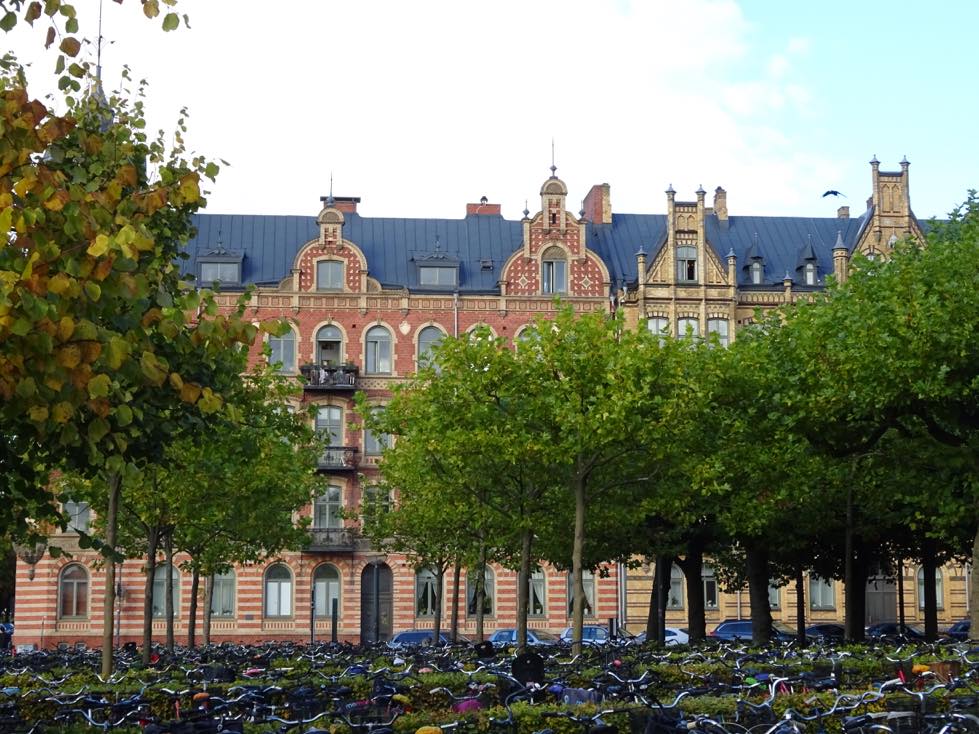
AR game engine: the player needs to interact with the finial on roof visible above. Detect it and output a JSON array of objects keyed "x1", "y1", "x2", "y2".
[
  {"x1": 636, "y1": 246, "x2": 647, "y2": 257},
  {"x1": 326, "y1": 172, "x2": 335, "y2": 206},
  {"x1": 835, "y1": 230, "x2": 845, "y2": 249},
  {"x1": 522, "y1": 200, "x2": 530, "y2": 218},
  {"x1": 433, "y1": 234, "x2": 441, "y2": 253},
  {"x1": 753, "y1": 232, "x2": 759, "y2": 243},
  {"x1": 550, "y1": 138, "x2": 557, "y2": 177},
  {"x1": 666, "y1": 183, "x2": 675, "y2": 195},
  {"x1": 901, "y1": 155, "x2": 908, "y2": 164},
  {"x1": 870, "y1": 154, "x2": 879, "y2": 165},
  {"x1": 727, "y1": 248, "x2": 736, "y2": 259},
  {"x1": 579, "y1": 200, "x2": 586, "y2": 220},
  {"x1": 696, "y1": 184, "x2": 706, "y2": 196},
  {"x1": 784, "y1": 270, "x2": 791, "y2": 280}
]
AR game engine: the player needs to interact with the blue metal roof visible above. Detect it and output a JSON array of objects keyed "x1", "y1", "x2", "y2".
[{"x1": 182, "y1": 207, "x2": 876, "y2": 292}]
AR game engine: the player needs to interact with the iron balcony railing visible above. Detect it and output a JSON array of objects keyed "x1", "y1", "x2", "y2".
[
  {"x1": 318, "y1": 446, "x2": 359, "y2": 471},
  {"x1": 307, "y1": 527, "x2": 358, "y2": 552},
  {"x1": 300, "y1": 364, "x2": 358, "y2": 391}
]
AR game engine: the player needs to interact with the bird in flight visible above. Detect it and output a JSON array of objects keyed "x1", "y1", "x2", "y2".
[{"x1": 822, "y1": 190, "x2": 846, "y2": 198}]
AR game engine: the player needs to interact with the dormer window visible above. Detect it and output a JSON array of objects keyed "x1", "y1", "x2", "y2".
[
  {"x1": 676, "y1": 245, "x2": 697, "y2": 283},
  {"x1": 419, "y1": 266, "x2": 457, "y2": 287},
  {"x1": 199, "y1": 260, "x2": 241, "y2": 285},
  {"x1": 804, "y1": 262, "x2": 817, "y2": 286},
  {"x1": 316, "y1": 260, "x2": 344, "y2": 291},
  {"x1": 749, "y1": 261, "x2": 763, "y2": 285}
]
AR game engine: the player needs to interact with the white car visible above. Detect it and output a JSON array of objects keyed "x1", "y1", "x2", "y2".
[{"x1": 664, "y1": 627, "x2": 689, "y2": 646}]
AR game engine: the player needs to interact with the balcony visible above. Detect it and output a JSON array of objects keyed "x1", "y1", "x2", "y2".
[
  {"x1": 307, "y1": 527, "x2": 359, "y2": 552},
  {"x1": 318, "y1": 446, "x2": 359, "y2": 472},
  {"x1": 300, "y1": 364, "x2": 358, "y2": 392}
]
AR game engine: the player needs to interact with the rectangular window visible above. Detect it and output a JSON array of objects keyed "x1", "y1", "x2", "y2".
[
  {"x1": 200, "y1": 262, "x2": 240, "y2": 284},
  {"x1": 64, "y1": 501, "x2": 90, "y2": 534},
  {"x1": 266, "y1": 583, "x2": 291, "y2": 617},
  {"x1": 707, "y1": 319, "x2": 729, "y2": 347},
  {"x1": 703, "y1": 576, "x2": 719, "y2": 610},
  {"x1": 210, "y1": 574, "x2": 235, "y2": 618},
  {"x1": 364, "y1": 407, "x2": 391, "y2": 455},
  {"x1": 668, "y1": 570, "x2": 684, "y2": 610},
  {"x1": 419, "y1": 266, "x2": 457, "y2": 287},
  {"x1": 316, "y1": 260, "x2": 344, "y2": 290},
  {"x1": 809, "y1": 576, "x2": 835, "y2": 610},
  {"x1": 567, "y1": 572, "x2": 595, "y2": 617},
  {"x1": 542, "y1": 260, "x2": 567, "y2": 294},
  {"x1": 530, "y1": 573, "x2": 546, "y2": 617},
  {"x1": 316, "y1": 407, "x2": 343, "y2": 446},
  {"x1": 769, "y1": 582, "x2": 781, "y2": 610},
  {"x1": 676, "y1": 245, "x2": 698, "y2": 283},
  {"x1": 677, "y1": 317, "x2": 699, "y2": 340}
]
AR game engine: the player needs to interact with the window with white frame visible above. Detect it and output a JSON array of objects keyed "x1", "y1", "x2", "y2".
[
  {"x1": 707, "y1": 318, "x2": 729, "y2": 347},
  {"x1": 365, "y1": 326, "x2": 393, "y2": 374},
  {"x1": 750, "y1": 261, "x2": 763, "y2": 285},
  {"x1": 677, "y1": 317, "x2": 700, "y2": 340},
  {"x1": 676, "y1": 245, "x2": 697, "y2": 282},
  {"x1": 541, "y1": 246, "x2": 567, "y2": 294},
  {"x1": 313, "y1": 486, "x2": 343, "y2": 529},
  {"x1": 264, "y1": 564, "x2": 293, "y2": 617},
  {"x1": 668, "y1": 564, "x2": 685, "y2": 609},
  {"x1": 316, "y1": 406, "x2": 343, "y2": 446},
  {"x1": 917, "y1": 567, "x2": 944, "y2": 610},
  {"x1": 152, "y1": 563, "x2": 180, "y2": 618},
  {"x1": 809, "y1": 575, "x2": 835, "y2": 610},
  {"x1": 316, "y1": 325, "x2": 343, "y2": 366},
  {"x1": 58, "y1": 564, "x2": 88, "y2": 619},
  {"x1": 419, "y1": 266, "x2": 457, "y2": 287},
  {"x1": 567, "y1": 570, "x2": 595, "y2": 617},
  {"x1": 416, "y1": 568, "x2": 439, "y2": 618},
  {"x1": 702, "y1": 564, "x2": 719, "y2": 609},
  {"x1": 768, "y1": 580, "x2": 781, "y2": 610},
  {"x1": 210, "y1": 571, "x2": 235, "y2": 618},
  {"x1": 199, "y1": 261, "x2": 240, "y2": 284},
  {"x1": 804, "y1": 262, "x2": 818, "y2": 286},
  {"x1": 417, "y1": 325, "x2": 445, "y2": 367},
  {"x1": 647, "y1": 317, "x2": 669, "y2": 345},
  {"x1": 64, "y1": 501, "x2": 90, "y2": 534},
  {"x1": 313, "y1": 564, "x2": 341, "y2": 618},
  {"x1": 316, "y1": 260, "x2": 344, "y2": 291},
  {"x1": 268, "y1": 330, "x2": 296, "y2": 373},
  {"x1": 467, "y1": 567, "x2": 495, "y2": 616},
  {"x1": 530, "y1": 568, "x2": 547, "y2": 617},
  {"x1": 362, "y1": 486, "x2": 391, "y2": 519},
  {"x1": 364, "y1": 407, "x2": 391, "y2": 456}
]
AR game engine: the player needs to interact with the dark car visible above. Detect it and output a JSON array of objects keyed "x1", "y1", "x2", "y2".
[
  {"x1": 806, "y1": 623, "x2": 846, "y2": 642},
  {"x1": 710, "y1": 619, "x2": 795, "y2": 642},
  {"x1": 0, "y1": 622, "x2": 11, "y2": 650},
  {"x1": 489, "y1": 629, "x2": 560, "y2": 646},
  {"x1": 864, "y1": 622, "x2": 924, "y2": 640},
  {"x1": 387, "y1": 630, "x2": 470, "y2": 648},
  {"x1": 946, "y1": 619, "x2": 971, "y2": 641}
]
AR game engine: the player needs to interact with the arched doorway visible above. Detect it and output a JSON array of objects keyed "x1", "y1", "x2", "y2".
[{"x1": 360, "y1": 562, "x2": 392, "y2": 644}]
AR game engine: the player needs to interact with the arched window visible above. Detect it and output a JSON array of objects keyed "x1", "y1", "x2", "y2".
[
  {"x1": 530, "y1": 568, "x2": 547, "y2": 617},
  {"x1": 316, "y1": 260, "x2": 344, "y2": 291},
  {"x1": 707, "y1": 319, "x2": 729, "y2": 347},
  {"x1": 677, "y1": 317, "x2": 699, "y2": 340},
  {"x1": 313, "y1": 564, "x2": 341, "y2": 618},
  {"x1": 365, "y1": 326, "x2": 393, "y2": 374},
  {"x1": 567, "y1": 569, "x2": 595, "y2": 617},
  {"x1": 152, "y1": 563, "x2": 180, "y2": 619},
  {"x1": 316, "y1": 325, "x2": 343, "y2": 366},
  {"x1": 58, "y1": 564, "x2": 88, "y2": 619},
  {"x1": 210, "y1": 570, "x2": 235, "y2": 618},
  {"x1": 416, "y1": 567, "x2": 439, "y2": 618},
  {"x1": 316, "y1": 406, "x2": 343, "y2": 446},
  {"x1": 917, "y1": 567, "x2": 944, "y2": 610},
  {"x1": 364, "y1": 406, "x2": 391, "y2": 456},
  {"x1": 268, "y1": 329, "x2": 296, "y2": 373},
  {"x1": 466, "y1": 567, "x2": 495, "y2": 616},
  {"x1": 313, "y1": 485, "x2": 343, "y2": 529},
  {"x1": 676, "y1": 245, "x2": 697, "y2": 282},
  {"x1": 541, "y1": 246, "x2": 567, "y2": 294},
  {"x1": 668, "y1": 563, "x2": 685, "y2": 609},
  {"x1": 63, "y1": 500, "x2": 90, "y2": 534},
  {"x1": 417, "y1": 326, "x2": 445, "y2": 367},
  {"x1": 702, "y1": 564, "x2": 719, "y2": 609},
  {"x1": 749, "y1": 261, "x2": 763, "y2": 285},
  {"x1": 264, "y1": 564, "x2": 293, "y2": 617},
  {"x1": 804, "y1": 262, "x2": 818, "y2": 286},
  {"x1": 809, "y1": 575, "x2": 835, "y2": 610}
]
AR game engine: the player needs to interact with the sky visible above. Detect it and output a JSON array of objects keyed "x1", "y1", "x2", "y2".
[{"x1": 6, "y1": 0, "x2": 978, "y2": 222}]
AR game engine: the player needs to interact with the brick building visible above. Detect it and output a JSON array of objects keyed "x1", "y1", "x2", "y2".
[{"x1": 13, "y1": 158, "x2": 962, "y2": 648}]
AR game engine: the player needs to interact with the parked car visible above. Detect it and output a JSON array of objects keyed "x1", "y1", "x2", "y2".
[
  {"x1": 0, "y1": 622, "x2": 11, "y2": 650},
  {"x1": 709, "y1": 619, "x2": 795, "y2": 642},
  {"x1": 489, "y1": 629, "x2": 560, "y2": 646},
  {"x1": 946, "y1": 619, "x2": 971, "y2": 641},
  {"x1": 559, "y1": 625, "x2": 609, "y2": 644},
  {"x1": 387, "y1": 630, "x2": 469, "y2": 648},
  {"x1": 864, "y1": 622, "x2": 924, "y2": 640},
  {"x1": 805, "y1": 623, "x2": 845, "y2": 642}
]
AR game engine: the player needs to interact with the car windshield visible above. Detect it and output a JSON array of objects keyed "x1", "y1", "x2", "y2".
[
  {"x1": 533, "y1": 630, "x2": 558, "y2": 640},
  {"x1": 773, "y1": 621, "x2": 795, "y2": 634}
]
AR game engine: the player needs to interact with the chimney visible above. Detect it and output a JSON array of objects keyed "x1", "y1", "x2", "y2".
[
  {"x1": 320, "y1": 195, "x2": 360, "y2": 213},
  {"x1": 837, "y1": 206, "x2": 849, "y2": 219},
  {"x1": 713, "y1": 186, "x2": 728, "y2": 226},
  {"x1": 582, "y1": 183, "x2": 612, "y2": 224},
  {"x1": 466, "y1": 196, "x2": 501, "y2": 216}
]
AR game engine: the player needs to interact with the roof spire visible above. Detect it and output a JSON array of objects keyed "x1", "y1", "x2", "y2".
[
  {"x1": 550, "y1": 138, "x2": 557, "y2": 177},
  {"x1": 326, "y1": 171, "x2": 334, "y2": 205},
  {"x1": 522, "y1": 200, "x2": 530, "y2": 218}
]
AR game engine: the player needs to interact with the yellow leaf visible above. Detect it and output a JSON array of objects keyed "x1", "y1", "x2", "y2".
[
  {"x1": 57, "y1": 344, "x2": 81, "y2": 368},
  {"x1": 168, "y1": 371, "x2": 183, "y2": 390},
  {"x1": 180, "y1": 381, "x2": 201, "y2": 404},
  {"x1": 57, "y1": 316, "x2": 74, "y2": 341},
  {"x1": 28, "y1": 405, "x2": 49, "y2": 422},
  {"x1": 87, "y1": 233, "x2": 110, "y2": 257},
  {"x1": 178, "y1": 173, "x2": 199, "y2": 203},
  {"x1": 52, "y1": 401, "x2": 73, "y2": 424},
  {"x1": 47, "y1": 272, "x2": 71, "y2": 294}
]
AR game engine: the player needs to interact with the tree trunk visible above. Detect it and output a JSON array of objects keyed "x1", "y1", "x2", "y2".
[
  {"x1": 203, "y1": 572, "x2": 214, "y2": 647},
  {"x1": 645, "y1": 559, "x2": 658, "y2": 641},
  {"x1": 794, "y1": 567, "x2": 806, "y2": 645},
  {"x1": 570, "y1": 472, "x2": 587, "y2": 656},
  {"x1": 100, "y1": 472, "x2": 122, "y2": 678},
  {"x1": 678, "y1": 543, "x2": 706, "y2": 642},
  {"x1": 745, "y1": 544, "x2": 771, "y2": 645},
  {"x1": 516, "y1": 528, "x2": 533, "y2": 650},
  {"x1": 141, "y1": 526, "x2": 159, "y2": 665},
  {"x1": 970, "y1": 524, "x2": 979, "y2": 639},
  {"x1": 187, "y1": 567, "x2": 200, "y2": 649},
  {"x1": 844, "y1": 537, "x2": 868, "y2": 642},
  {"x1": 432, "y1": 565, "x2": 444, "y2": 644},
  {"x1": 449, "y1": 560, "x2": 461, "y2": 643},
  {"x1": 164, "y1": 532, "x2": 175, "y2": 654},
  {"x1": 921, "y1": 537, "x2": 938, "y2": 641},
  {"x1": 474, "y1": 543, "x2": 487, "y2": 642}
]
